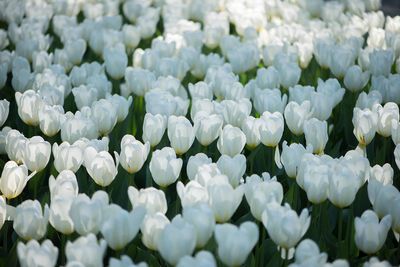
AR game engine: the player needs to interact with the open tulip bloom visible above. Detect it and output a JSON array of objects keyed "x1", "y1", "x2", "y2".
[{"x1": 1, "y1": 0, "x2": 400, "y2": 266}]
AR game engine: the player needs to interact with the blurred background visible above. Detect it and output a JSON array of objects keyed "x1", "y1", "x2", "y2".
[{"x1": 382, "y1": 0, "x2": 400, "y2": 16}]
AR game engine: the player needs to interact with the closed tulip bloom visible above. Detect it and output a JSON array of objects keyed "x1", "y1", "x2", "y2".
[
  {"x1": 168, "y1": 116, "x2": 195, "y2": 155},
  {"x1": 391, "y1": 119, "x2": 400, "y2": 144},
  {"x1": 5, "y1": 129, "x2": 27, "y2": 164},
  {"x1": 140, "y1": 212, "x2": 170, "y2": 251},
  {"x1": 149, "y1": 147, "x2": 183, "y2": 187},
  {"x1": 17, "y1": 239, "x2": 58, "y2": 267},
  {"x1": 189, "y1": 82, "x2": 213, "y2": 100},
  {"x1": 262, "y1": 203, "x2": 310, "y2": 251},
  {"x1": 186, "y1": 153, "x2": 212, "y2": 181},
  {"x1": 128, "y1": 186, "x2": 167, "y2": 215},
  {"x1": 101, "y1": 205, "x2": 146, "y2": 250},
  {"x1": 142, "y1": 113, "x2": 167, "y2": 147},
  {"x1": 376, "y1": 103, "x2": 399, "y2": 137},
  {"x1": 91, "y1": 99, "x2": 118, "y2": 136},
  {"x1": 84, "y1": 147, "x2": 119, "y2": 187},
  {"x1": 215, "y1": 221, "x2": 258, "y2": 267},
  {"x1": 103, "y1": 43, "x2": 127, "y2": 80},
  {"x1": 207, "y1": 175, "x2": 244, "y2": 222},
  {"x1": 176, "y1": 180, "x2": 209, "y2": 208},
  {"x1": 329, "y1": 46, "x2": 355, "y2": 79},
  {"x1": 253, "y1": 88, "x2": 288, "y2": 115},
  {"x1": 158, "y1": 215, "x2": 197, "y2": 266},
  {"x1": 284, "y1": 101, "x2": 312, "y2": 136},
  {"x1": 216, "y1": 154, "x2": 246, "y2": 188},
  {"x1": 191, "y1": 99, "x2": 215, "y2": 120},
  {"x1": 194, "y1": 163, "x2": 222, "y2": 187},
  {"x1": 355, "y1": 210, "x2": 392, "y2": 254},
  {"x1": 49, "y1": 170, "x2": 79, "y2": 201},
  {"x1": 289, "y1": 239, "x2": 328, "y2": 267},
  {"x1": 182, "y1": 203, "x2": 215, "y2": 248},
  {"x1": 15, "y1": 90, "x2": 44, "y2": 126},
  {"x1": 72, "y1": 85, "x2": 98, "y2": 110},
  {"x1": 177, "y1": 251, "x2": 216, "y2": 267},
  {"x1": 217, "y1": 99, "x2": 252, "y2": 127},
  {"x1": 328, "y1": 163, "x2": 362, "y2": 208},
  {"x1": 310, "y1": 92, "x2": 333, "y2": 121},
  {"x1": 304, "y1": 118, "x2": 328, "y2": 154},
  {"x1": 194, "y1": 113, "x2": 223, "y2": 146},
  {"x1": 245, "y1": 173, "x2": 283, "y2": 221},
  {"x1": 297, "y1": 154, "x2": 330, "y2": 204},
  {"x1": 22, "y1": 136, "x2": 51, "y2": 172},
  {"x1": 13, "y1": 200, "x2": 49, "y2": 240},
  {"x1": 0, "y1": 99, "x2": 9, "y2": 127},
  {"x1": 105, "y1": 94, "x2": 133, "y2": 122},
  {"x1": 369, "y1": 164, "x2": 393, "y2": 185},
  {"x1": 0, "y1": 161, "x2": 35, "y2": 199},
  {"x1": 66, "y1": 234, "x2": 107, "y2": 267},
  {"x1": 363, "y1": 257, "x2": 391, "y2": 267},
  {"x1": 241, "y1": 116, "x2": 262, "y2": 148},
  {"x1": 109, "y1": 255, "x2": 147, "y2": 267},
  {"x1": 276, "y1": 61, "x2": 301, "y2": 89},
  {"x1": 69, "y1": 191, "x2": 109, "y2": 235},
  {"x1": 0, "y1": 196, "x2": 6, "y2": 230},
  {"x1": 61, "y1": 109, "x2": 99, "y2": 143},
  {"x1": 368, "y1": 177, "x2": 399, "y2": 218},
  {"x1": 369, "y1": 49, "x2": 394, "y2": 77},
  {"x1": 49, "y1": 194, "x2": 75, "y2": 235},
  {"x1": 125, "y1": 68, "x2": 156, "y2": 96},
  {"x1": 352, "y1": 107, "x2": 378, "y2": 146},
  {"x1": 120, "y1": 135, "x2": 150, "y2": 174},
  {"x1": 53, "y1": 142, "x2": 83, "y2": 173},
  {"x1": 281, "y1": 142, "x2": 313, "y2": 179},
  {"x1": 344, "y1": 65, "x2": 370, "y2": 92},
  {"x1": 217, "y1": 125, "x2": 246, "y2": 157},
  {"x1": 260, "y1": 111, "x2": 284, "y2": 147},
  {"x1": 38, "y1": 105, "x2": 64, "y2": 137}
]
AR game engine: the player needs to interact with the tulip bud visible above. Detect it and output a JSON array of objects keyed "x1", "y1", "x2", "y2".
[
  {"x1": 128, "y1": 186, "x2": 167, "y2": 215},
  {"x1": 0, "y1": 99, "x2": 9, "y2": 127},
  {"x1": 182, "y1": 203, "x2": 215, "y2": 248},
  {"x1": 0, "y1": 161, "x2": 35, "y2": 199},
  {"x1": 177, "y1": 251, "x2": 216, "y2": 267},
  {"x1": 22, "y1": 136, "x2": 51, "y2": 172},
  {"x1": 217, "y1": 99, "x2": 252, "y2": 127},
  {"x1": 167, "y1": 115, "x2": 195, "y2": 155},
  {"x1": 103, "y1": 43, "x2": 127, "y2": 80},
  {"x1": 253, "y1": 88, "x2": 288, "y2": 114},
  {"x1": 369, "y1": 49, "x2": 394, "y2": 77},
  {"x1": 105, "y1": 94, "x2": 133, "y2": 122},
  {"x1": 84, "y1": 147, "x2": 119, "y2": 187},
  {"x1": 310, "y1": 92, "x2": 333, "y2": 121},
  {"x1": 91, "y1": 99, "x2": 118, "y2": 136},
  {"x1": 260, "y1": 111, "x2": 284, "y2": 147},
  {"x1": 329, "y1": 46, "x2": 355, "y2": 78},
  {"x1": 344, "y1": 65, "x2": 370, "y2": 92},
  {"x1": 281, "y1": 142, "x2": 313, "y2": 179},
  {"x1": 72, "y1": 85, "x2": 98, "y2": 110},
  {"x1": 215, "y1": 221, "x2": 258, "y2": 267},
  {"x1": 15, "y1": 90, "x2": 44, "y2": 126},
  {"x1": 352, "y1": 107, "x2": 378, "y2": 146},
  {"x1": 109, "y1": 255, "x2": 148, "y2": 267},
  {"x1": 140, "y1": 212, "x2": 170, "y2": 251},
  {"x1": 186, "y1": 153, "x2": 212, "y2": 181},
  {"x1": 245, "y1": 173, "x2": 283, "y2": 221},
  {"x1": 17, "y1": 240, "x2": 58, "y2": 267},
  {"x1": 369, "y1": 164, "x2": 393, "y2": 185},
  {"x1": 376, "y1": 102, "x2": 399, "y2": 137},
  {"x1": 101, "y1": 205, "x2": 146, "y2": 250},
  {"x1": 217, "y1": 125, "x2": 246, "y2": 157},
  {"x1": 120, "y1": 135, "x2": 150, "y2": 174},
  {"x1": 158, "y1": 215, "x2": 197, "y2": 266},
  {"x1": 284, "y1": 101, "x2": 312, "y2": 136},
  {"x1": 53, "y1": 142, "x2": 84, "y2": 173},
  {"x1": 290, "y1": 239, "x2": 328, "y2": 266},
  {"x1": 207, "y1": 175, "x2": 244, "y2": 222},
  {"x1": 276, "y1": 61, "x2": 301, "y2": 89},
  {"x1": 13, "y1": 200, "x2": 49, "y2": 240},
  {"x1": 61, "y1": 109, "x2": 99, "y2": 143},
  {"x1": 188, "y1": 82, "x2": 213, "y2": 100},
  {"x1": 262, "y1": 203, "x2": 310, "y2": 251},
  {"x1": 142, "y1": 113, "x2": 167, "y2": 147},
  {"x1": 5, "y1": 130, "x2": 27, "y2": 164},
  {"x1": 355, "y1": 210, "x2": 392, "y2": 254},
  {"x1": 194, "y1": 113, "x2": 223, "y2": 146},
  {"x1": 125, "y1": 68, "x2": 156, "y2": 96},
  {"x1": 176, "y1": 180, "x2": 209, "y2": 208},
  {"x1": 69, "y1": 191, "x2": 109, "y2": 235},
  {"x1": 368, "y1": 177, "x2": 399, "y2": 218},
  {"x1": 66, "y1": 234, "x2": 107, "y2": 267},
  {"x1": 363, "y1": 257, "x2": 391, "y2": 267},
  {"x1": 39, "y1": 105, "x2": 64, "y2": 137},
  {"x1": 241, "y1": 116, "x2": 262, "y2": 148},
  {"x1": 149, "y1": 147, "x2": 183, "y2": 187},
  {"x1": 216, "y1": 154, "x2": 246, "y2": 188},
  {"x1": 304, "y1": 118, "x2": 328, "y2": 154}
]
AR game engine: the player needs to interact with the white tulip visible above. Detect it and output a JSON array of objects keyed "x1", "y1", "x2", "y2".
[
  {"x1": 194, "y1": 113, "x2": 223, "y2": 146},
  {"x1": 186, "y1": 153, "x2": 212, "y2": 181},
  {"x1": 38, "y1": 105, "x2": 64, "y2": 137},
  {"x1": 216, "y1": 154, "x2": 246, "y2": 188},
  {"x1": 120, "y1": 135, "x2": 150, "y2": 174},
  {"x1": 176, "y1": 180, "x2": 209, "y2": 208},
  {"x1": 352, "y1": 107, "x2": 378, "y2": 146},
  {"x1": 91, "y1": 99, "x2": 118, "y2": 136},
  {"x1": 128, "y1": 186, "x2": 167, "y2": 215},
  {"x1": 84, "y1": 147, "x2": 119, "y2": 187},
  {"x1": 0, "y1": 161, "x2": 35, "y2": 199},
  {"x1": 149, "y1": 147, "x2": 183, "y2": 187},
  {"x1": 13, "y1": 200, "x2": 49, "y2": 240},
  {"x1": 217, "y1": 125, "x2": 246, "y2": 157},
  {"x1": 241, "y1": 116, "x2": 262, "y2": 148},
  {"x1": 15, "y1": 90, "x2": 43, "y2": 126},
  {"x1": 168, "y1": 115, "x2": 195, "y2": 155},
  {"x1": 140, "y1": 212, "x2": 170, "y2": 251},
  {"x1": 0, "y1": 99, "x2": 9, "y2": 127},
  {"x1": 66, "y1": 233, "x2": 107, "y2": 267},
  {"x1": 304, "y1": 118, "x2": 328, "y2": 154},
  {"x1": 142, "y1": 113, "x2": 167, "y2": 147},
  {"x1": 53, "y1": 141, "x2": 84, "y2": 173},
  {"x1": 376, "y1": 102, "x2": 399, "y2": 137},
  {"x1": 105, "y1": 94, "x2": 133, "y2": 122},
  {"x1": 284, "y1": 101, "x2": 312, "y2": 136},
  {"x1": 177, "y1": 251, "x2": 216, "y2": 267},
  {"x1": 17, "y1": 240, "x2": 58, "y2": 267},
  {"x1": 22, "y1": 136, "x2": 51, "y2": 172}
]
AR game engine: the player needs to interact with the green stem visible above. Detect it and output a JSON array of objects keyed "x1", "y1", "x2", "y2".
[{"x1": 338, "y1": 209, "x2": 343, "y2": 241}]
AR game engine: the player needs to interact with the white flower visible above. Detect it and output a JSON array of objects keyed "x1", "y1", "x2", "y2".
[
  {"x1": 120, "y1": 135, "x2": 150, "y2": 174},
  {"x1": 17, "y1": 240, "x2": 58, "y2": 267},
  {"x1": 149, "y1": 147, "x2": 183, "y2": 187}
]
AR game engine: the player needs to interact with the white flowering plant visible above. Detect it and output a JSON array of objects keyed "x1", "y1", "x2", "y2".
[{"x1": 0, "y1": 0, "x2": 399, "y2": 266}]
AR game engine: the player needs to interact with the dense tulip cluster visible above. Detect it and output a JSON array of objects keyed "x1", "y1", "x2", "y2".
[{"x1": 0, "y1": 0, "x2": 399, "y2": 266}]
